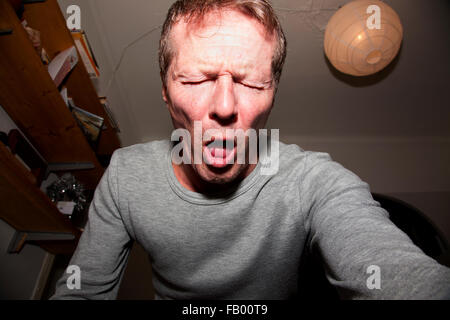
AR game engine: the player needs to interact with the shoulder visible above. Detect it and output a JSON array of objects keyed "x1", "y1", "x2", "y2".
[
  {"x1": 277, "y1": 142, "x2": 333, "y2": 175},
  {"x1": 279, "y1": 142, "x2": 354, "y2": 173},
  {"x1": 279, "y1": 142, "x2": 334, "y2": 166},
  {"x1": 111, "y1": 140, "x2": 171, "y2": 167},
  {"x1": 277, "y1": 141, "x2": 363, "y2": 189},
  {"x1": 106, "y1": 140, "x2": 171, "y2": 182}
]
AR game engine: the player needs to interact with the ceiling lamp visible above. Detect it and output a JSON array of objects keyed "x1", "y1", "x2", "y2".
[{"x1": 324, "y1": 0, "x2": 403, "y2": 76}]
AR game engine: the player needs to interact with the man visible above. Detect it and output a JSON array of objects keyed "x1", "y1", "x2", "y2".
[{"x1": 52, "y1": 0, "x2": 450, "y2": 299}]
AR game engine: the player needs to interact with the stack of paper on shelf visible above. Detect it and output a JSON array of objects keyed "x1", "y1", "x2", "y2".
[{"x1": 47, "y1": 46, "x2": 78, "y2": 87}]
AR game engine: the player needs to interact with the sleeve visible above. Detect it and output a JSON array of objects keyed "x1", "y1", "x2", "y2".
[
  {"x1": 301, "y1": 152, "x2": 450, "y2": 299},
  {"x1": 50, "y1": 151, "x2": 133, "y2": 300}
]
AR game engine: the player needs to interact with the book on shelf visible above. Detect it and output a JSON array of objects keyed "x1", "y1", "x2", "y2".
[
  {"x1": 67, "y1": 98, "x2": 104, "y2": 147},
  {"x1": 99, "y1": 97, "x2": 120, "y2": 133},
  {"x1": 47, "y1": 46, "x2": 78, "y2": 87},
  {"x1": 71, "y1": 30, "x2": 100, "y2": 78}
]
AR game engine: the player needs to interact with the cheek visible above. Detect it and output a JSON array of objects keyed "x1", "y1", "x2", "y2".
[
  {"x1": 168, "y1": 85, "x2": 210, "y2": 125},
  {"x1": 235, "y1": 87, "x2": 274, "y2": 128}
]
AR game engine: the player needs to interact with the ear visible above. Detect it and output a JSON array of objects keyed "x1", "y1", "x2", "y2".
[{"x1": 162, "y1": 84, "x2": 169, "y2": 104}]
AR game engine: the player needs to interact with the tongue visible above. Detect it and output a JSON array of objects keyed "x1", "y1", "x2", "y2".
[
  {"x1": 207, "y1": 139, "x2": 234, "y2": 158},
  {"x1": 210, "y1": 147, "x2": 228, "y2": 158}
]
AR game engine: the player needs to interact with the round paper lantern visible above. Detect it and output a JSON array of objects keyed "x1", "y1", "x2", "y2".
[{"x1": 324, "y1": 0, "x2": 403, "y2": 76}]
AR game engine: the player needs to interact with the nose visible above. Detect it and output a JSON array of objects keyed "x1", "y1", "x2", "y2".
[{"x1": 209, "y1": 75, "x2": 237, "y2": 125}]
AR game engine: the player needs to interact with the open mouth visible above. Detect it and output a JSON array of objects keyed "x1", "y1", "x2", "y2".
[{"x1": 203, "y1": 137, "x2": 236, "y2": 168}]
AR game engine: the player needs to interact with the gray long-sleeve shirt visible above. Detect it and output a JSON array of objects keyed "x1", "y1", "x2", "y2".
[{"x1": 51, "y1": 140, "x2": 450, "y2": 299}]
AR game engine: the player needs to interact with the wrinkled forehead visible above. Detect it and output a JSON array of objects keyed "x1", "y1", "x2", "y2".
[
  {"x1": 174, "y1": 8, "x2": 274, "y2": 39},
  {"x1": 168, "y1": 9, "x2": 277, "y2": 68}
]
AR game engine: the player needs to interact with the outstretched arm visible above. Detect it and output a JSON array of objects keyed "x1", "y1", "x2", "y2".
[{"x1": 302, "y1": 152, "x2": 450, "y2": 299}]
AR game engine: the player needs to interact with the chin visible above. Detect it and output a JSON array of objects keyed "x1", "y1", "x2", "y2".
[{"x1": 194, "y1": 162, "x2": 248, "y2": 186}]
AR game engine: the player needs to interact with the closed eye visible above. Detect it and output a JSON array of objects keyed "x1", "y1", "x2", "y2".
[
  {"x1": 181, "y1": 79, "x2": 210, "y2": 85},
  {"x1": 182, "y1": 79, "x2": 266, "y2": 90},
  {"x1": 239, "y1": 82, "x2": 265, "y2": 91}
]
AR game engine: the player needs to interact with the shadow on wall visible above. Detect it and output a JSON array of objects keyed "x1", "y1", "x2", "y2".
[
  {"x1": 117, "y1": 242, "x2": 155, "y2": 300},
  {"x1": 323, "y1": 44, "x2": 403, "y2": 87}
]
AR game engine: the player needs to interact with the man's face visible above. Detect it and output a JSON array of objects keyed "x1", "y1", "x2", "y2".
[{"x1": 163, "y1": 9, "x2": 277, "y2": 186}]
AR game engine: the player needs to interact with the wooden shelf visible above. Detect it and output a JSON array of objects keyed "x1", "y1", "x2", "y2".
[
  {"x1": 0, "y1": 142, "x2": 78, "y2": 234},
  {"x1": 0, "y1": 0, "x2": 121, "y2": 189},
  {"x1": 0, "y1": 0, "x2": 122, "y2": 254},
  {"x1": 23, "y1": 0, "x2": 121, "y2": 157}
]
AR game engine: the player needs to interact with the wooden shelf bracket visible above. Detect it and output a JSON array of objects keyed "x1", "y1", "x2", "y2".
[{"x1": 8, "y1": 230, "x2": 75, "y2": 254}]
